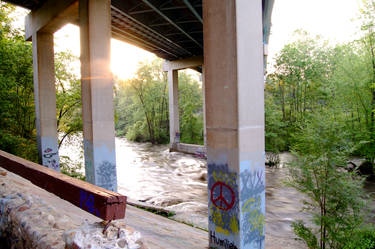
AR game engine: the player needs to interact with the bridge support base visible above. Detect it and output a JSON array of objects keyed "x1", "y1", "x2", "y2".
[
  {"x1": 204, "y1": 0, "x2": 265, "y2": 248},
  {"x1": 79, "y1": 0, "x2": 117, "y2": 192},
  {"x1": 32, "y1": 31, "x2": 60, "y2": 171}
]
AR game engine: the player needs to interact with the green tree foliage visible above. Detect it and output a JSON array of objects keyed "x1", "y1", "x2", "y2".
[
  {"x1": 266, "y1": 8, "x2": 375, "y2": 162},
  {"x1": 266, "y1": 1, "x2": 375, "y2": 246},
  {"x1": 0, "y1": 3, "x2": 82, "y2": 170},
  {"x1": 178, "y1": 72, "x2": 203, "y2": 145},
  {"x1": 266, "y1": 31, "x2": 335, "y2": 152},
  {"x1": 55, "y1": 51, "x2": 82, "y2": 148},
  {"x1": 0, "y1": 2, "x2": 37, "y2": 161},
  {"x1": 116, "y1": 59, "x2": 169, "y2": 144},
  {"x1": 288, "y1": 113, "x2": 369, "y2": 249},
  {"x1": 114, "y1": 59, "x2": 203, "y2": 144}
]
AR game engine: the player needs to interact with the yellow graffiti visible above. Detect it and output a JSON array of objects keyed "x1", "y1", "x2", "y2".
[
  {"x1": 213, "y1": 170, "x2": 237, "y2": 186},
  {"x1": 249, "y1": 211, "x2": 265, "y2": 235},
  {"x1": 216, "y1": 226, "x2": 230, "y2": 235},
  {"x1": 210, "y1": 205, "x2": 224, "y2": 227},
  {"x1": 210, "y1": 205, "x2": 239, "y2": 235},
  {"x1": 242, "y1": 198, "x2": 256, "y2": 212},
  {"x1": 242, "y1": 196, "x2": 265, "y2": 236},
  {"x1": 229, "y1": 214, "x2": 239, "y2": 234}
]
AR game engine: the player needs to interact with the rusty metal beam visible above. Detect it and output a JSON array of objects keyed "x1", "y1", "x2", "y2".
[{"x1": 0, "y1": 150, "x2": 126, "y2": 221}]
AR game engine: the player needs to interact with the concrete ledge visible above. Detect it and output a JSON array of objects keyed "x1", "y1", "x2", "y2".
[
  {"x1": 0, "y1": 167, "x2": 146, "y2": 249},
  {"x1": 170, "y1": 143, "x2": 206, "y2": 158}
]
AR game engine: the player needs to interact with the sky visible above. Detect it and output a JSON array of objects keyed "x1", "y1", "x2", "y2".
[
  {"x1": 12, "y1": 0, "x2": 364, "y2": 79},
  {"x1": 267, "y1": 0, "x2": 362, "y2": 69},
  {"x1": 53, "y1": 24, "x2": 156, "y2": 80}
]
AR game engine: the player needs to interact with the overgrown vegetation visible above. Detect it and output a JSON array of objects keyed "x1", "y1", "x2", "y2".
[
  {"x1": 275, "y1": 1, "x2": 375, "y2": 247},
  {"x1": 287, "y1": 113, "x2": 371, "y2": 248},
  {"x1": 266, "y1": 0, "x2": 375, "y2": 165},
  {"x1": 0, "y1": 3, "x2": 37, "y2": 161}
]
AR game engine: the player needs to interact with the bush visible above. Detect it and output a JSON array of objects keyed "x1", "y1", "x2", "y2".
[
  {"x1": 343, "y1": 226, "x2": 375, "y2": 249},
  {"x1": 287, "y1": 113, "x2": 369, "y2": 249},
  {"x1": 0, "y1": 130, "x2": 38, "y2": 163},
  {"x1": 126, "y1": 121, "x2": 149, "y2": 142}
]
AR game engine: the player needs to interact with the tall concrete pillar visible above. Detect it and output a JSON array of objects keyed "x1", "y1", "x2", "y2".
[
  {"x1": 204, "y1": 0, "x2": 265, "y2": 249},
  {"x1": 32, "y1": 31, "x2": 60, "y2": 171},
  {"x1": 202, "y1": 66, "x2": 207, "y2": 149},
  {"x1": 168, "y1": 69, "x2": 180, "y2": 146},
  {"x1": 79, "y1": 0, "x2": 117, "y2": 192}
]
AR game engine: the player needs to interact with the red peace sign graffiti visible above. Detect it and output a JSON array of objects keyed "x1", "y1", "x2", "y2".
[{"x1": 211, "y1": 181, "x2": 235, "y2": 211}]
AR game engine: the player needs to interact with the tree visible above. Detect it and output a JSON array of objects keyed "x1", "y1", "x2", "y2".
[
  {"x1": 55, "y1": 51, "x2": 82, "y2": 148},
  {"x1": 178, "y1": 71, "x2": 203, "y2": 145},
  {"x1": 288, "y1": 112, "x2": 369, "y2": 249},
  {"x1": 359, "y1": 0, "x2": 375, "y2": 163},
  {"x1": 114, "y1": 59, "x2": 204, "y2": 145},
  {"x1": 116, "y1": 59, "x2": 169, "y2": 144},
  {"x1": 266, "y1": 31, "x2": 335, "y2": 151},
  {"x1": 0, "y1": 2, "x2": 37, "y2": 161}
]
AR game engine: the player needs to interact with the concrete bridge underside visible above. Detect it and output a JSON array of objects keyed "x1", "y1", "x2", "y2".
[{"x1": 3, "y1": 0, "x2": 274, "y2": 248}]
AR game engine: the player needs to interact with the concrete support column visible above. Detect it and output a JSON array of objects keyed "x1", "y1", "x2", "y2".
[
  {"x1": 168, "y1": 70, "x2": 180, "y2": 146},
  {"x1": 32, "y1": 31, "x2": 60, "y2": 171},
  {"x1": 204, "y1": 0, "x2": 265, "y2": 249},
  {"x1": 202, "y1": 66, "x2": 207, "y2": 149},
  {"x1": 79, "y1": 0, "x2": 117, "y2": 192}
]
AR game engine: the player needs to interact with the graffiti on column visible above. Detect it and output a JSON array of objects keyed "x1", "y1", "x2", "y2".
[
  {"x1": 209, "y1": 231, "x2": 238, "y2": 249},
  {"x1": 194, "y1": 147, "x2": 206, "y2": 159},
  {"x1": 96, "y1": 161, "x2": 117, "y2": 192},
  {"x1": 240, "y1": 166, "x2": 265, "y2": 248},
  {"x1": 175, "y1": 132, "x2": 181, "y2": 143},
  {"x1": 208, "y1": 163, "x2": 239, "y2": 249},
  {"x1": 43, "y1": 147, "x2": 59, "y2": 170},
  {"x1": 83, "y1": 140, "x2": 94, "y2": 184}
]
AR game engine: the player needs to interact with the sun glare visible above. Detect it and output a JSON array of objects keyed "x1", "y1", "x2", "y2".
[{"x1": 53, "y1": 24, "x2": 155, "y2": 81}]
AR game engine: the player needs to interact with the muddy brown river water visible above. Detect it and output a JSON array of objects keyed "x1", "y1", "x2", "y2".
[{"x1": 60, "y1": 136, "x2": 375, "y2": 249}]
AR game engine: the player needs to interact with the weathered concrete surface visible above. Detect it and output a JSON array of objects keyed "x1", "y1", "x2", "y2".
[
  {"x1": 0, "y1": 166, "x2": 208, "y2": 249},
  {"x1": 203, "y1": 0, "x2": 265, "y2": 248},
  {"x1": 168, "y1": 69, "x2": 180, "y2": 147},
  {"x1": 80, "y1": 0, "x2": 117, "y2": 192},
  {"x1": 32, "y1": 31, "x2": 60, "y2": 171}
]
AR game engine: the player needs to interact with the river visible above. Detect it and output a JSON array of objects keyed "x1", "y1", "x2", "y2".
[{"x1": 60, "y1": 135, "x2": 375, "y2": 249}]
